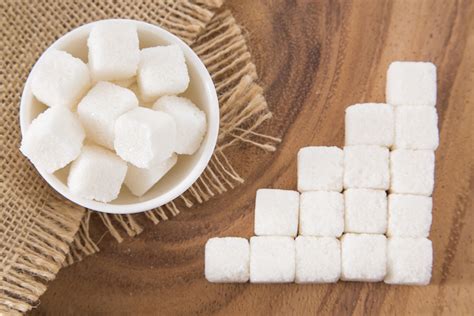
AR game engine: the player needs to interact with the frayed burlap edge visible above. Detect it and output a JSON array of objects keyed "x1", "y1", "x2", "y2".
[
  {"x1": 0, "y1": 197, "x2": 84, "y2": 314},
  {"x1": 0, "y1": 0, "x2": 224, "y2": 314},
  {"x1": 67, "y1": 9, "x2": 280, "y2": 264}
]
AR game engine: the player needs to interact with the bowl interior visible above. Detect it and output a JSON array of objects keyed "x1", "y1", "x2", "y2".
[{"x1": 21, "y1": 20, "x2": 218, "y2": 213}]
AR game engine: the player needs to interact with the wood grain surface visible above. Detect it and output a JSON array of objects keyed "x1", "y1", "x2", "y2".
[{"x1": 31, "y1": 0, "x2": 473, "y2": 314}]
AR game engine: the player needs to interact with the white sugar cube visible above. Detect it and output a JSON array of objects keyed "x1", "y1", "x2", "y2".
[
  {"x1": 388, "y1": 194, "x2": 432, "y2": 237},
  {"x1": 394, "y1": 106, "x2": 439, "y2": 150},
  {"x1": 77, "y1": 82, "x2": 138, "y2": 149},
  {"x1": 297, "y1": 146, "x2": 343, "y2": 192},
  {"x1": 295, "y1": 236, "x2": 341, "y2": 283},
  {"x1": 299, "y1": 191, "x2": 344, "y2": 237},
  {"x1": 390, "y1": 149, "x2": 435, "y2": 196},
  {"x1": 386, "y1": 61, "x2": 437, "y2": 107},
  {"x1": 205, "y1": 237, "x2": 250, "y2": 283},
  {"x1": 20, "y1": 107, "x2": 85, "y2": 173},
  {"x1": 341, "y1": 233, "x2": 387, "y2": 282},
  {"x1": 250, "y1": 236, "x2": 295, "y2": 283},
  {"x1": 31, "y1": 50, "x2": 90, "y2": 109},
  {"x1": 138, "y1": 45, "x2": 189, "y2": 102},
  {"x1": 385, "y1": 237, "x2": 433, "y2": 285},
  {"x1": 124, "y1": 154, "x2": 178, "y2": 197},
  {"x1": 67, "y1": 145, "x2": 127, "y2": 203},
  {"x1": 114, "y1": 107, "x2": 176, "y2": 168},
  {"x1": 344, "y1": 145, "x2": 390, "y2": 190},
  {"x1": 254, "y1": 189, "x2": 299, "y2": 237},
  {"x1": 344, "y1": 189, "x2": 387, "y2": 234},
  {"x1": 87, "y1": 21, "x2": 139, "y2": 81},
  {"x1": 153, "y1": 96, "x2": 206, "y2": 155},
  {"x1": 345, "y1": 103, "x2": 394, "y2": 147}
]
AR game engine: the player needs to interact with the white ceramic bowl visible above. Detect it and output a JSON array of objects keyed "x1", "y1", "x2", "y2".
[{"x1": 20, "y1": 19, "x2": 219, "y2": 214}]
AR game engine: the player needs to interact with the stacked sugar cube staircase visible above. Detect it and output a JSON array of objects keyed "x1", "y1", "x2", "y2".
[{"x1": 205, "y1": 61, "x2": 437, "y2": 285}]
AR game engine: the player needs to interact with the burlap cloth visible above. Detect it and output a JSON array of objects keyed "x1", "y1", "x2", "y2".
[{"x1": 0, "y1": 0, "x2": 279, "y2": 314}]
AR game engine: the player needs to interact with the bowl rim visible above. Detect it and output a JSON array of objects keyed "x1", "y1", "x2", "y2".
[{"x1": 19, "y1": 19, "x2": 219, "y2": 214}]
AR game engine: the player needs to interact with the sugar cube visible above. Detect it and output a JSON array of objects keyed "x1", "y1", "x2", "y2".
[
  {"x1": 386, "y1": 61, "x2": 437, "y2": 107},
  {"x1": 250, "y1": 236, "x2": 295, "y2": 283},
  {"x1": 388, "y1": 194, "x2": 432, "y2": 237},
  {"x1": 297, "y1": 146, "x2": 344, "y2": 192},
  {"x1": 20, "y1": 107, "x2": 85, "y2": 173},
  {"x1": 67, "y1": 145, "x2": 127, "y2": 203},
  {"x1": 114, "y1": 107, "x2": 176, "y2": 168},
  {"x1": 254, "y1": 189, "x2": 299, "y2": 237},
  {"x1": 153, "y1": 96, "x2": 206, "y2": 155},
  {"x1": 344, "y1": 189, "x2": 387, "y2": 234},
  {"x1": 138, "y1": 45, "x2": 189, "y2": 102},
  {"x1": 299, "y1": 191, "x2": 344, "y2": 237},
  {"x1": 295, "y1": 236, "x2": 341, "y2": 283},
  {"x1": 345, "y1": 103, "x2": 394, "y2": 147},
  {"x1": 385, "y1": 237, "x2": 433, "y2": 285},
  {"x1": 77, "y1": 82, "x2": 138, "y2": 149},
  {"x1": 341, "y1": 233, "x2": 387, "y2": 282},
  {"x1": 124, "y1": 154, "x2": 178, "y2": 197},
  {"x1": 205, "y1": 237, "x2": 250, "y2": 283},
  {"x1": 87, "y1": 21, "x2": 139, "y2": 81},
  {"x1": 390, "y1": 149, "x2": 435, "y2": 196},
  {"x1": 31, "y1": 50, "x2": 90, "y2": 109},
  {"x1": 394, "y1": 106, "x2": 439, "y2": 150},
  {"x1": 344, "y1": 145, "x2": 390, "y2": 190}
]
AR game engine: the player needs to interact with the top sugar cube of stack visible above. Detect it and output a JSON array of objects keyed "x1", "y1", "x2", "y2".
[
  {"x1": 254, "y1": 189, "x2": 299, "y2": 237},
  {"x1": 88, "y1": 21, "x2": 140, "y2": 81},
  {"x1": 297, "y1": 146, "x2": 343, "y2": 192},
  {"x1": 386, "y1": 61, "x2": 437, "y2": 107},
  {"x1": 205, "y1": 237, "x2": 250, "y2": 283},
  {"x1": 345, "y1": 103, "x2": 394, "y2": 147},
  {"x1": 138, "y1": 45, "x2": 190, "y2": 102},
  {"x1": 31, "y1": 50, "x2": 90, "y2": 109}
]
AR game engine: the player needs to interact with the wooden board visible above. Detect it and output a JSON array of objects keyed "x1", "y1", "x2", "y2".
[{"x1": 31, "y1": 0, "x2": 473, "y2": 314}]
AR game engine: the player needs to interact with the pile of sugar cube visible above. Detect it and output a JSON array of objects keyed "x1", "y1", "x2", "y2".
[
  {"x1": 205, "y1": 61, "x2": 438, "y2": 285},
  {"x1": 20, "y1": 20, "x2": 207, "y2": 202}
]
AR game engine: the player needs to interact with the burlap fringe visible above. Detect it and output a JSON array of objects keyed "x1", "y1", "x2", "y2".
[
  {"x1": 0, "y1": 197, "x2": 83, "y2": 314},
  {"x1": 147, "y1": 0, "x2": 223, "y2": 45},
  {"x1": 67, "y1": 10, "x2": 280, "y2": 264}
]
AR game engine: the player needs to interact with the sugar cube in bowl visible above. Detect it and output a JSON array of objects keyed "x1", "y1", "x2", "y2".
[{"x1": 19, "y1": 19, "x2": 219, "y2": 213}]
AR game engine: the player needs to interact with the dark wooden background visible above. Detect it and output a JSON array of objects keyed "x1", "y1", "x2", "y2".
[{"x1": 32, "y1": 0, "x2": 473, "y2": 314}]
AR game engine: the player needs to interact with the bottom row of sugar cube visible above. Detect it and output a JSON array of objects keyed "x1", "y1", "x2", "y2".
[{"x1": 205, "y1": 235, "x2": 432, "y2": 285}]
